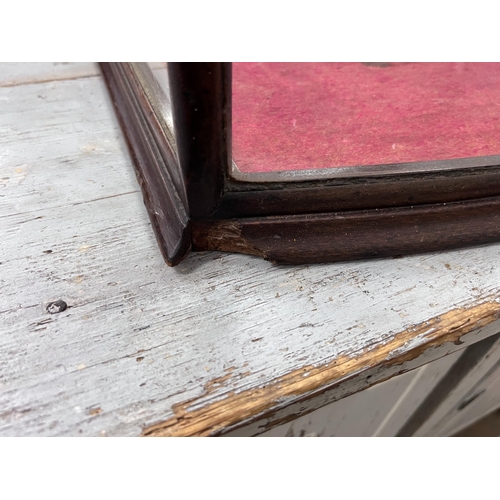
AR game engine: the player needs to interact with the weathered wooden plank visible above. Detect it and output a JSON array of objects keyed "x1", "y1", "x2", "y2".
[
  {"x1": 398, "y1": 333, "x2": 500, "y2": 436},
  {"x1": 453, "y1": 407, "x2": 500, "y2": 436},
  {"x1": 3, "y1": 65, "x2": 500, "y2": 436},
  {"x1": 0, "y1": 75, "x2": 138, "y2": 219},
  {"x1": 413, "y1": 335, "x2": 500, "y2": 436},
  {"x1": 373, "y1": 349, "x2": 462, "y2": 436},
  {"x1": 257, "y1": 368, "x2": 419, "y2": 437},
  {"x1": 0, "y1": 63, "x2": 100, "y2": 87},
  {"x1": 220, "y1": 318, "x2": 500, "y2": 437},
  {"x1": 427, "y1": 343, "x2": 500, "y2": 436},
  {"x1": 444, "y1": 369, "x2": 500, "y2": 436}
]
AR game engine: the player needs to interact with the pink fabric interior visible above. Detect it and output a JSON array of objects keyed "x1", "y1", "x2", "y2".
[{"x1": 232, "y1": 63, "x2": 500, "y2": 173}]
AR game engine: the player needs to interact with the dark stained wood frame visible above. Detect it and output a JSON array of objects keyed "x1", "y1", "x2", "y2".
[{"x1": 100, "y1": 62, "x2": 500, "y2": 266}]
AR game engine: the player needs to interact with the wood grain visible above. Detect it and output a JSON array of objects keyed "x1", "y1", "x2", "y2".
[
  {"x1": 443, "y1": 360, "x2": 500, "y2": 436},
  {"x1": 415, "y1": 338, "x2": 500, "y2": 436},
  {"x1": 397, "y1": 332, "x2": 500, "y2": 436},
  {"x1": 192, "y1": 198, "x2": 500, "y2": 265},
  {"x1": 3, "y1": 64, "x2": 500, "y2": 436},
  {"x1": 144, "y1": 300, "x2": 500, "y2": 436},
  {"x1": 100, "y1": 63, "x2": 190, "y2": 266},
  {"x1": 107, "y1": 62, "x2": 500, "y2": 269},
  {"x1": 257, "y1": 368, "x2": 421, "y2": 437},
  {"x1": 217, "y1": 167, "x2": 500, "y2": 218},
  {"x1": 0, "y1": 62, "x2": 99, "y2": 87},
  {"x1": 373, "y1": 349, "x2": 462, "y2": 436}
]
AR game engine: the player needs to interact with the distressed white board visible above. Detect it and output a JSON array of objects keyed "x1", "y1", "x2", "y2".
[
  {"x1": 444, "y1": 375, "x2": 500, "y2": 436},
  {"x1": 431, "y1": 345, "x2": 500, "y2": 436},
  {"x1": 373, "y1": 348, "x2": 463, "y2": 436},
  {"x1": 234, "y1": 347, "x2": 463, "y2": 437},
  {"x1": 257, "y1": 368, "x2": 420, "y2": 437},
  {"x1": 415, "y1": 337, "x2": 500, "y2": 436},
  {"x1": 3, "y1": 64, "x2": 500, "y2": 436},
  {"x1": 0, "y1": 63, "x2": 99, "y2": 87}
]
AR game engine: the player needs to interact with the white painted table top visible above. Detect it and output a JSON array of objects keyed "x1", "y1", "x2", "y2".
[{"x1": 2, "y1": 63, "x2": 500, "y2": 436}]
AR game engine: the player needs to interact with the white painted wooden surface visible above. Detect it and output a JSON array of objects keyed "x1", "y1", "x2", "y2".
[
  {"x1": 444, "y1": 367, "x2": 500, "y2": 436},
  {"x1": 258, "y1": 368, "x2": 420, "y2": 437},
  {"x1": 420, "y1": 340, "x2": 500, "y2": 436},
  {"x1": 0, "y1": 63, "x2": 99, "y2": 87},
  {"x1": 415, "y1": 336, "x2": 500, "y2": 436},
  {"x1": 3, "y1": 63, "x2": 500, "y2": 436},
  {"x1": 236, "y1": 348, "x2": 462, "y2": 437},
  {"x1": 374, "y1": 348, "x2": 463, "y2": 436}
]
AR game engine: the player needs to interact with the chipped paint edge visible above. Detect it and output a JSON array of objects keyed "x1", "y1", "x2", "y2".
[{"x1": 143, "y1": 299, "x2": 500, "y2": 436}]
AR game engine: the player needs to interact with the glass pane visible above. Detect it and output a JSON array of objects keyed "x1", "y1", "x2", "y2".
[
  {"x1": 126, "y1": 62, "x2": 186, "y2": 204},
  {"x1": 232, "y1": 63, "x2": 500, "y2": 176},
  {"x1": 147, "y1": 62, "x2": 174, "y2": 132}
]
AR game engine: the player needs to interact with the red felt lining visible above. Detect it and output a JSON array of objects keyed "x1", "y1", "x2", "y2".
[{"x1": 232, "y1": 63, "x2": 500, "y2": 173}]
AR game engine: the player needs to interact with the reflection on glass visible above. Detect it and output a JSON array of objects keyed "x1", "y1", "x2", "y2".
[
  {"x1": 146, "y1": 62, "x2": 174, "y2": 133},
  {"x1": 232, "y1": 63, "x2": 500, "y2": 173}
]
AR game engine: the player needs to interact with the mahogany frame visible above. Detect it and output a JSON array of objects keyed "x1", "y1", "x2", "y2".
[{"x1": 100, "y1": 62, "x2": 500, "y2": 266}]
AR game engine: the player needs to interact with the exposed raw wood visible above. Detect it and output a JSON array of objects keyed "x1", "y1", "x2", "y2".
[
  {"x1": 192, "y1": 199, "x2": 500, "y2": 265},
  {"x1": 3, "y1": 63, "x2": 500, "y2": 436},
  {"x1": 144, "y1": 300, "x2": 500, "y2": 436}
]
